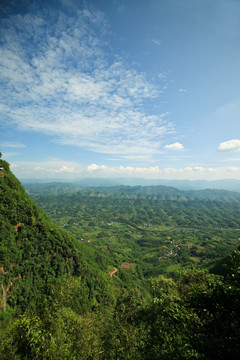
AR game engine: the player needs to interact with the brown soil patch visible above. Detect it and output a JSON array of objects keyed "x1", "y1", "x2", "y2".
[
  {"x1": 14, "y1": 223, "x2": 24, "y2": 231},
  {"x1": 121, "y1": 262, "x2": 135, "y2": 269}
]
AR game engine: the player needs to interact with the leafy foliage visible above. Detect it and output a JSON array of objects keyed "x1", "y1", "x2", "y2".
[
  {"x1": 1, "y1": 159, "x2": 240, "y2": 359},
  {"x1": 0, "y1": 159, "x2": 115, "y2": 313}
]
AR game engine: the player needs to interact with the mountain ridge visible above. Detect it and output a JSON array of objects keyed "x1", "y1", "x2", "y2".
[
  {"x1": 23, "y1": 181, "x2": 240, "y2": 201},
  {"x1": 20, "y1": 177, "x2": 240, "y2": 192}
]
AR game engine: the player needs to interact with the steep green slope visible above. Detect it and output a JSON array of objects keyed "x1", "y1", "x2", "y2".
[{"x1": 0, "y1": 159, "x2": 115, "y2": 312}]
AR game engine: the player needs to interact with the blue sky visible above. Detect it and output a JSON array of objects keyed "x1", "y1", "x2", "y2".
[{"x1": 0, "y1": 0, "x2": 240, "y2": 180}]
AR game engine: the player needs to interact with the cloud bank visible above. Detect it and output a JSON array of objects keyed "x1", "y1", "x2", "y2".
[{"x1": 10, "y1": 158, "x2": 240, "y2": 181}]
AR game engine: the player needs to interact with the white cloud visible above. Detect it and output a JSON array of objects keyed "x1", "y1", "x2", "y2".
[
  {"x1": 87, "y1": 163, "x2": 213, "y2": 177},
  {"x1": 85, "y1": 163, "x2": 238, "y2": 180},
  {"x1": 87, "y1": 164, "x2": 107, "y2": 171},
  {"x1": 116, "y1": 154, "x2": 157, "y2": 161},
  {"x1": 34, "y1": 165, "x2": 75, "y2": 174},
  {"x1": 10, "y1": 163, "x2": 17, "y2": 168},
  {"x1": 3, "y1": 152, "x2": 22, "y2": 158},
  {"x1": 0, "y1": 141, "x2": 26, "y2": 148},
  {"x1": 219, "y1": 157, "x2": 240, "y2": 162},
  {"x1": 11, "y1": 158, "x2": 84, "y2": 178},
  {"x1": 151, "y1": 39, "x2": 161, "y2": 46},
  {"x1": 0, "y1": 7, "x2": 171, "y2": 159},
  {"x1": 158, "y1": 72, "x2": 168, "y2": 79},
  {"x1": 218, "y1": 139, "x2": 240, "y2": 152},
  {"x1": 164, "y1": 142, "x2": 184, "y2": 151}
]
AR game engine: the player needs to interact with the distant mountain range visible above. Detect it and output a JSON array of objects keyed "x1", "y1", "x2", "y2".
[{"x1": 21, "y1": 177, "x2": 240, "y2": 192}]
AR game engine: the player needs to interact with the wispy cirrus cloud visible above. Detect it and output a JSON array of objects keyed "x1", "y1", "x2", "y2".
[
  {"x1": 151, "y1": 39, "x2": 161, "y2": 46},
  {"x1": 0, "y1": 141, "x2": 26, "y2": 148},
  {"x1": 178, "y1": 88, "x2": 187, "y2": 93},
  {"x1": 0, "y1": 4, "x2": 172, "y2": 158}
]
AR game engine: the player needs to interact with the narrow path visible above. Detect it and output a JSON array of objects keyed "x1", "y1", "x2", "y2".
[{"x1": 109, "y1": 268, "x2": 118, "y2": 277}]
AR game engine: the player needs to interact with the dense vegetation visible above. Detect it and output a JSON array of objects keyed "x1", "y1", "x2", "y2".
[
  {"x1": 29, "y1": 186, "x2": 240, "y2": 277},
  {"x1": 1, "y1": 158, "x2": 240, "y2": 359}
]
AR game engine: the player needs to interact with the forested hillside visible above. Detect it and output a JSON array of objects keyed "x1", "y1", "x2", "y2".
[
  {"x1": 0, "y1": 159, "x2": 117, "y2": 311},
  {"x1": 1, "y1": 158, "x2": 240, "y2": 359}
]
